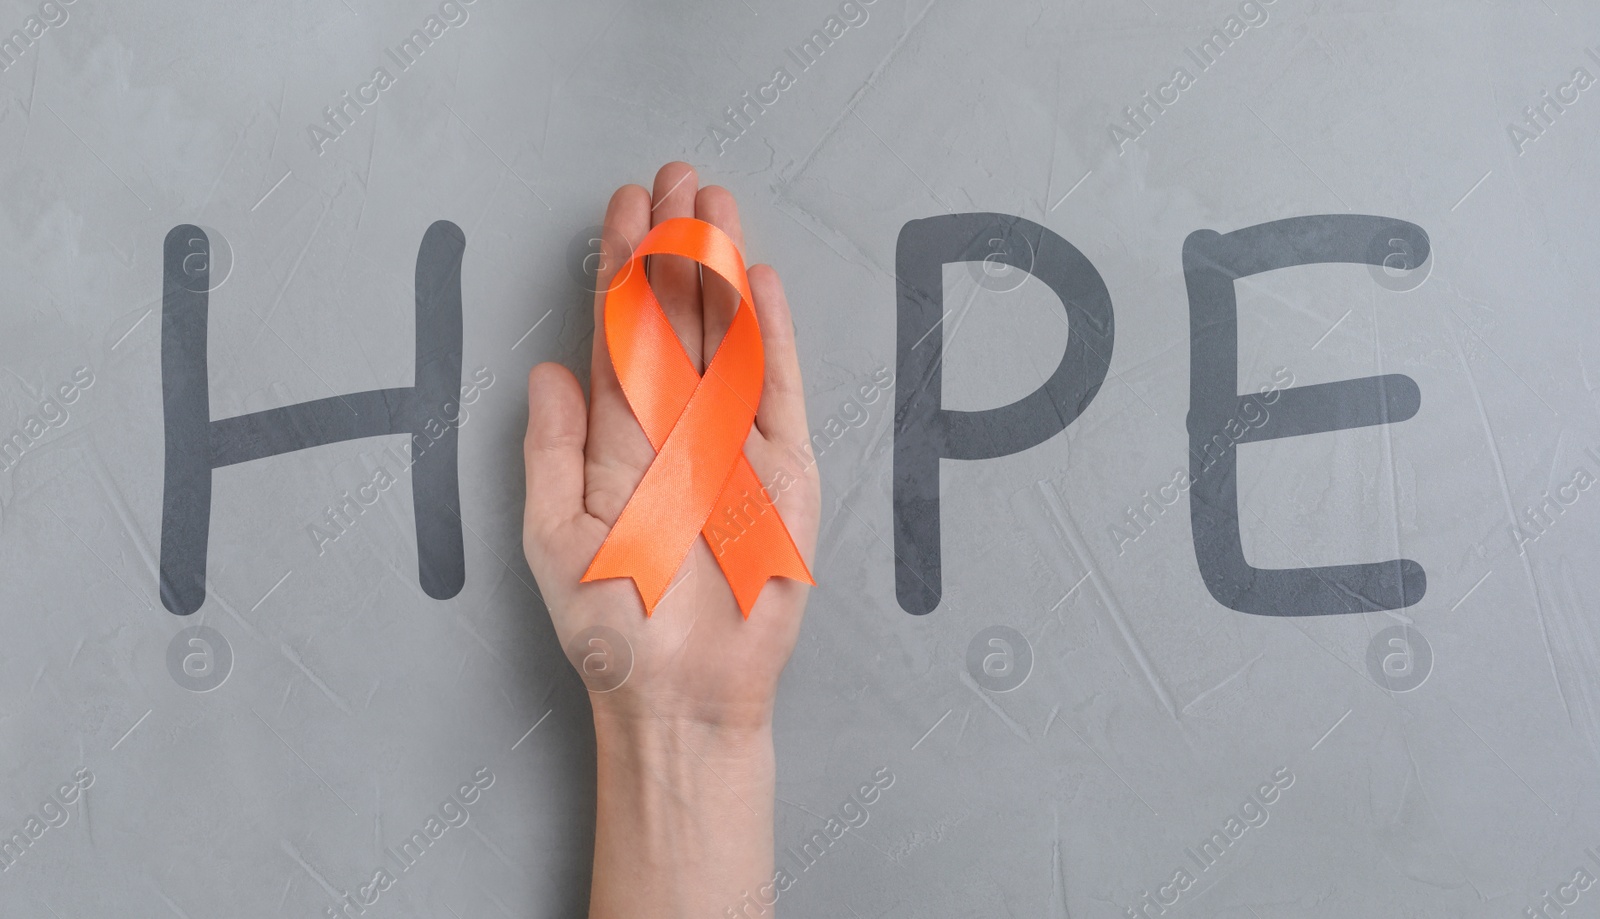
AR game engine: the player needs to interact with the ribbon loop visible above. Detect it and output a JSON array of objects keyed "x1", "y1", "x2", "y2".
[{"x1": 581, "y1": 218, "x2": 813, "y2": 616}]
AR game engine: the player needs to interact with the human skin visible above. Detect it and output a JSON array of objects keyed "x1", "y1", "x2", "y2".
[{"x1": 520, "y1": 161, "x2": 820, "y2": 919}]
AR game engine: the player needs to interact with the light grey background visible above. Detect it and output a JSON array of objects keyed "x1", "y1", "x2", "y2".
[{"x1": 2, "y1": 0, "x2": 1598, "y2": 916}]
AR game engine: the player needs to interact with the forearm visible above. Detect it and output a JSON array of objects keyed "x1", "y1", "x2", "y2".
[{"x1": 589, "y1": 708, "x2": 777, "y2": 919}]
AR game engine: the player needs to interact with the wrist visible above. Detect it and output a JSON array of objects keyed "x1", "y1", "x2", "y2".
[
  {"x1": 592, "y1": 699, "x2": 775, "y2": 768},
  {"x1": 588, "y1": 682, "x2": 780, "y2": 746}
]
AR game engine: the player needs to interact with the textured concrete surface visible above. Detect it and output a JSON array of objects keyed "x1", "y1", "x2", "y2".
[{"x1": 2, "y1": 0, "x2": 1599, "y2": 916}]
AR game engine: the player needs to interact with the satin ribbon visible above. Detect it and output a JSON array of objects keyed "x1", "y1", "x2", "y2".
[{"x1": 581, "y1": 217, "x2": 813, "y2": 617}]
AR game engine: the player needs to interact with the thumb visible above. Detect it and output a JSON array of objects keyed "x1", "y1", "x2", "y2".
[{"x1": 523, "y1": 362, "x2": 590, "y2": 552}]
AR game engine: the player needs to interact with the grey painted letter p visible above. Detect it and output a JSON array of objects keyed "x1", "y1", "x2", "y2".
[{"x1": 893, "y1": 213, "x2": 1113, "y2": 615}]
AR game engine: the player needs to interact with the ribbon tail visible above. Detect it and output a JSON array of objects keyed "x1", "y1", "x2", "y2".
[
  {"x1": 704, "y1": 460, "x2": 815, "y2": 618},
  {"x1": 718, "y1": 543, "x2": 814, "y2": 619},
  {"x1": 582, "y1": 547, "x2": 681, "y2": 621}
]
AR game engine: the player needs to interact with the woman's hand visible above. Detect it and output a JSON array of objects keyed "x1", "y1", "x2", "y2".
[
  {"x1": 520, "y1": 162, "x2": 818, "y2": 917},
  {"x1": 521, "y1": 160, "x2": 818, "y2": 734}
]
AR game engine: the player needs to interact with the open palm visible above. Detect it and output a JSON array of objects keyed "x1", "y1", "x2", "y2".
[{"x1": 521, "y1": 162, "x2": 819, "y2": 732}]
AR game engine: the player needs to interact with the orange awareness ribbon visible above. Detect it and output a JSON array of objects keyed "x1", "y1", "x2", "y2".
[{"x1": 581, "y1": 217, "x2": 813, "y2": 617}]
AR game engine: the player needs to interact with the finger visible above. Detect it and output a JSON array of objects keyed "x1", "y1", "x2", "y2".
[
  {"x1": 696, "y1": 184, "x2": 745, "y2": 363},
  {"x1": 524, "y1": 362, "x2": 592, "y2": 546},
  {"x1": 747, "y1": 264, "x2": 809, "y2": 448},
  {"x1": 648, "y1": 161, "x2": 704, "y2": 369},
  {"x1": 590, "y1": 183, "x2": 650, "y2": 404},
  {"x1": 588, "y1": 183, "x2": 653, "y2": 462}
]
